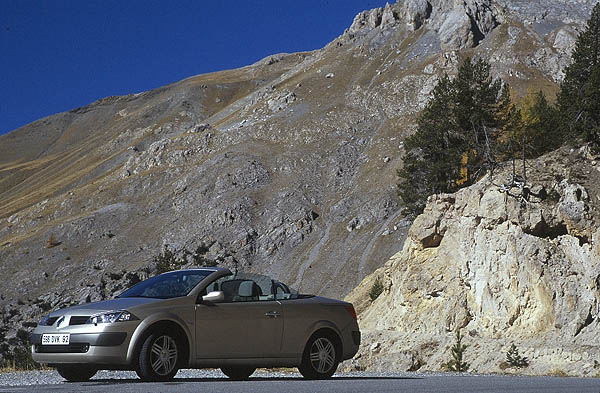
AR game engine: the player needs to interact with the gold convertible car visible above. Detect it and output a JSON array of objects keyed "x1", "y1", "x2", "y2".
[{"x1": 31, "y1": 267, "x2": 361, "y2": 381}]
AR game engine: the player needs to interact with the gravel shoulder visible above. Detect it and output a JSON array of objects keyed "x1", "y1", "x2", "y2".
[
  {"x1": 2, "y1": 370, "x2": 600, "y2": 393},
  {"x1": 0, "y1": 369, "x2": 432, "y2": 386}
]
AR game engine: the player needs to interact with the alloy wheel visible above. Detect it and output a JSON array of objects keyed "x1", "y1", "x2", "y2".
[
  {"x1": 150, "y1": 335, "x2": 178, "y2": 376},
  {"x1": 309, "y1": 337, "x2": 336, "y2": 374}
]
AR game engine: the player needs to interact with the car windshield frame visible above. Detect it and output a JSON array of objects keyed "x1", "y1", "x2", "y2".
[{"x1": 118, "y1": 270, "x2": 213, "y2": 299}]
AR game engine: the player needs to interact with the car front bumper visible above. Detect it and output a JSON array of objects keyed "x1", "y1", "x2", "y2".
[
  {"x1": 31, "y1": 324, "x2": 137, "y2": 366},
  {"x1": 31, "y1": 343, "x2": 129, "y2": 365}
]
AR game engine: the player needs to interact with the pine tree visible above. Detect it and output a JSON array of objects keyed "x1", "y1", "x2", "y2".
[
  {"x1": 455, "y1": 59, "x2": 507, "y2": 167},
  {"x1": 397, "y1": 75, "x2": 462, "y2": 214},
  {"x1": 445, "y1": 330, "x2": 469, "y2": 372},
  {"x1": 557, "y1": 3, "x2": 600, "y2": 147},
  {"x1": 155, "y1": 246, "x2": 184, "y2": 274},
  {"x1": 398, "y1": 58, "x2": 508, "y2": 215},
  {"x1": 369, "y1": 277, "x2": 384, "y2": 301},
  {"x1": 506, "y1": 343, "x2": 529, "y2": 368},
  {"x1": 528, "y1": 90, "x2": 560, "y2": 155},
  {"x1": 504, "y1": 87, "x2": 560, "y2": 158}
]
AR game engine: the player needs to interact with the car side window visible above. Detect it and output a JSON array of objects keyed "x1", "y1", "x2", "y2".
[{"x1": 201, "y1": 275, "x2": 276, "y2": 302}]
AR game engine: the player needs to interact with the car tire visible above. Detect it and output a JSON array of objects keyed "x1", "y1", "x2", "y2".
[
  {"x1": 298, "y1": 333, "x2": 339, "y2": 380},
  {"x1": 220, "y1": 366, "x2": 256, "y2": 380},
  {"x1": 136, "y1": 332, "x2": 180, "y2": 382},
  {"x1": 56, "y1": 364, "x2": 97, "y2": 382}
]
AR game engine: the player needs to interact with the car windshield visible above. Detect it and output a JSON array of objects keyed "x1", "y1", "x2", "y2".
[{"x1": 118, "y1": 270, "x2": 212, "y2": 299}]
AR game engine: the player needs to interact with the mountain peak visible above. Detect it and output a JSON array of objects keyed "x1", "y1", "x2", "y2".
[{"x1": 344, "y1": 0, "x2": 595, "y2": 51}]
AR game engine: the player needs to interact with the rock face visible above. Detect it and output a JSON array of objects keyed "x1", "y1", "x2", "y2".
[
  {"x1": 346, "y1": 147, "x2": 600, "y2": 376},
  {"x1": 349, "y1": 0, "x2": 499, "y2": 51},
  {"x1": 0, "y1": 0, "x2": 598, "y2": 365}
]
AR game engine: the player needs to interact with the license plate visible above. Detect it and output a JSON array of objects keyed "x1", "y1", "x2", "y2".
[{"x1": 42, "y1": 334, "x2": 70, "y2": 345}]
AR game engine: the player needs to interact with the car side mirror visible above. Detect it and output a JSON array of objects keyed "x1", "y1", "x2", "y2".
[{"x1": 201, "y1": 291, "x2": 225, "y2": 304}]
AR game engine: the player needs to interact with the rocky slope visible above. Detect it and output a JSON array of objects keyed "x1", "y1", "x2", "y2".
[
  {"x1": 0, "y1": 0, "x2": 597, "y2": 365},
  {"x1": 346, "y1": 145, "x2": 600, "y2": 376}
]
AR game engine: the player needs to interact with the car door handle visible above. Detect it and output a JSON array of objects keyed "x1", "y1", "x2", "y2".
[{"x1": 265, "y1": 311, "x2": 281, "y2": 318}]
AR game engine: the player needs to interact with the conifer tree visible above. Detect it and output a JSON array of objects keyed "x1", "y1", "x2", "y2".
[
  {"x1": 557, "y1": 3, "x2": 600, "y2": 147},
  {"x1": 505, "y1": 87, "x2": 560, "y2": 158},
  {"x1": 506, "y1": 343, "x2": 529, "y2": 368},
  {"x1": 445, "y1": 330, "x2": 469, "y2": 372},
  {"x1": 397, "y1": 75, "x2": 461, "y2": 214},
  {"x1": 398, "y1": 58, "x2": 509, "y2": 215}
]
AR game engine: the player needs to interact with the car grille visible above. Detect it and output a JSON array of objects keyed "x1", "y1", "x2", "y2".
[
  {"x1": 35, "y1": 344, "x2": 90, "y2": 353},
  {"x1": 69, "y1": 316, "x2": 90, "y2": 325}
]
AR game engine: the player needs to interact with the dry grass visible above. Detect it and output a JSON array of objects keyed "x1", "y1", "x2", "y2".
[
  {"x1": 0, "y1": 362, "x2": 52, "y2": 373},
  {"x1": 548, "y1": 369, "x2": 569, "y2": 377}
]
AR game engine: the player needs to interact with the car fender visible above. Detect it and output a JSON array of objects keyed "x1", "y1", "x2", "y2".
[
  {"x1": 126, "y1": 312, "x2": 193, "y2": 364},
  {"x1": 301, "y1": 320, "x2": 343, "y2": 353}
]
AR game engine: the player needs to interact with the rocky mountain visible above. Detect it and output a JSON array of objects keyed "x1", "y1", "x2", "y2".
[
  {"x1": 346, "y1": 145, "x2": 600, "y2": 376},
  {"x1": 0, "y1": 0, "x2": 597, "y2": 367}
]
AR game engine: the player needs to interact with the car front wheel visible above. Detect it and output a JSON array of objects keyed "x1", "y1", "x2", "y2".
[
  {"x1": 56, "y1": 364, "x2": 97, "y2": 382},
  {"x1": 298, "y1": 333, "x2": 339, "y2": 379},
  {"x1": 220, "y1": 366, "x2": 256, "y2": 380},
  {"x1": 136, "y1": 332, "x2": 180, "y2": 381}
]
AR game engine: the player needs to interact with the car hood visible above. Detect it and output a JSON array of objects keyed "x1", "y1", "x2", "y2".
[{"x1": 49, "y1": 297, "x2": 162, "y2": 316}]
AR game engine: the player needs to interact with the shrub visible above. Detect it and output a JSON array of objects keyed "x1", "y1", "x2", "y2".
[
  {"x1": 16, "y1": 329, "x2": 29, "y2": 343},
  {"x1": 549, "y1": 369, "x2": 568, "y2": 377},
  {"x1": 369, "y1": 277, "x2": 384, "y2": 301},
  {"x1": 506, "y1": 343, "x2": 529, "y2": 368},
  {"x1": 1, "y1": 340, "x2": 40, "y2": 371},
  {"x1": 155, "y1": 246, "x2": 185, "y2": 274},
  {"x1": 498, "y1": 361, "x2": 510, "y2": 370},
  {"x1": 46, "y1": 234, "x2": 61, "y2": 248},
  {"x1": 444, "y1": 330, "x2": 469, "y2": 372}
]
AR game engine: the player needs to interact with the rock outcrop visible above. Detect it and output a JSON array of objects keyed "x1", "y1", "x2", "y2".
[
  {"x1": 344, "y1": 0, "x2": 591, "y2": 71},
  {"x1": 347, "y1": 0, "x2": 500, "y2": 50},
  {"x1": 346, "y1": 147, "x2": 600, "y2": 376}
]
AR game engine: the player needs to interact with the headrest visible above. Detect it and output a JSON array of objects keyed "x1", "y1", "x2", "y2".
[{"x1": 238, "y1": 280, "x2": 257, "y2": 297}]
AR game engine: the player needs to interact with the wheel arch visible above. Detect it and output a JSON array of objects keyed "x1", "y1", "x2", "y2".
[
  {"x1": 302, "y1": 322, "x2": 343, "y2": 362},
  {"x1": 127, "y1": 315, "x2": 192, "y2": 367}
]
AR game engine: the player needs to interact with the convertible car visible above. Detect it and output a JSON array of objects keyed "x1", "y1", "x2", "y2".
[{"x1": 31, "y1": 267, "x2": 361, "y2": 381}]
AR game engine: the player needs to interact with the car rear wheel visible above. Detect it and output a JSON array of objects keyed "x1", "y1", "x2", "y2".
[
  {"x1": 56, "y1": 364, "x2": 97, "y2": 382},
  {"x1": 220, "y1": 366, "x2": 256, "y2": 380},
  {"x1": 136, "y1": 332, "x2": 180, "y2": 381},
  {"x1": 298, "y1": 333, "x2": 339, "y2": 379}
]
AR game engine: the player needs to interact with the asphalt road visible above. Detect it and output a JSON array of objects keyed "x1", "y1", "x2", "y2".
[{"x1": 1, "y1": 371, "x2": 600, "y2": 393}]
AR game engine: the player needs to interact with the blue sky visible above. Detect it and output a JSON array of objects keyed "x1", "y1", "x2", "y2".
[{"x1": 0, "y1": 0, "x2": 388, "y2": 135}]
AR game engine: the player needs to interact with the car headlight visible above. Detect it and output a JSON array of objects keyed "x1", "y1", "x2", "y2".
[{"x1": 86, "y1": 311, "x2": 137, "y2": 325}]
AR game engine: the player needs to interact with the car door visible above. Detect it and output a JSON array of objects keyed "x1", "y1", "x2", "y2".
[{"x1": 195, "y1": 278, "x2": 283, "y2": 359}]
